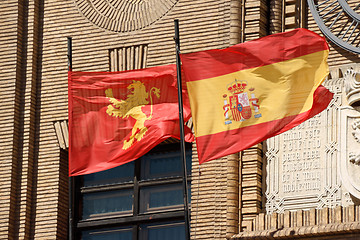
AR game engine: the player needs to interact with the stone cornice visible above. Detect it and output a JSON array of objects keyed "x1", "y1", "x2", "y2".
[{"x1": 233, "y1": 222, "x2": 360, "y2": 239}]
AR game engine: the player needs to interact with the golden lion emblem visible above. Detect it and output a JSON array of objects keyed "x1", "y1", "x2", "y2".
[{"x1": 105, "y1": 80, "x2": 160, "y2": 149}]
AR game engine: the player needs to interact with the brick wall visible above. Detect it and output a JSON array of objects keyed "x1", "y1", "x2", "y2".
[
  {"x1": 0, "y1": 1, "x2": 28, "y2": 239},
  {"x1": 236, "y1": 0, "x2": 360, "y2": 239},
  {"x1": 1, "y1": 0, "x2": 360, "y2": 239},
  {"x1": 0, "y1": 0, "x2": 234, "y2": 239},
  {"x1": 38, "y1": 0, "x2": 233, "y2": 238}
]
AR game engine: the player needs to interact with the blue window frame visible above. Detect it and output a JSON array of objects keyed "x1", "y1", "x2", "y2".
[
  {"x1": 74, "y1": 143, "x2": 192, "y2": 240},
  {"x1": 82, "y1": 227, "x2": 132, "y2": 240}
]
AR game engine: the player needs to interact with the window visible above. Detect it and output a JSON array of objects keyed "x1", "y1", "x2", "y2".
[{"x1": 74, "y1": 143, "x2": 192, "y2": 240}]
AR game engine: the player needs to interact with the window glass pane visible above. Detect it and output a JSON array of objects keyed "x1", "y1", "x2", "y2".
[
  {"x1": 82, "y1": 227, "x2": 132, "y2": 240},
  {"x1": 140, "y1": 222, "x2": 185, "y2": 240},
  {"x1": 140, "y1": 184, "x2": 184, "y2": 213},
  {"x1": 141, "y1": 149, "x2": 191, "y2": 180},
  {"x1": 83, "y1": 162, "x2": 134, "y2": 187},
  {"x1": 82, "y1": 190, "x2": 133, "y2": 219}
]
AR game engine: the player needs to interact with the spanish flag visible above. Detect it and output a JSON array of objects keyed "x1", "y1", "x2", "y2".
[{"x1": 180, "y1": 28, "x2": 333, "y2": 164}]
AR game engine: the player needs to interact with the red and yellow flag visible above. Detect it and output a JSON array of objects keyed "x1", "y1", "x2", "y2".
[
  {"x1": 68, "y1": 64, "x2": 194, "y2": 176},
  {"x1": 180, "y1": 28, "x2": 333, "y2": 164}
]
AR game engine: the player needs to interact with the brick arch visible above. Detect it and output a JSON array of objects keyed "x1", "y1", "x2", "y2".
[{"x1": 73, "y1": 0, "x2": 179, "y2": 32}]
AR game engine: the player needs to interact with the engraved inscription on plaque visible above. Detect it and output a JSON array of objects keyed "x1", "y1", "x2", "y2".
[
  {"x1": 264, "y1": 77, "x2": 344, "y2": 213},
  {"x1": 281, "y1": 115, "x2": 322, "y2": 195}
]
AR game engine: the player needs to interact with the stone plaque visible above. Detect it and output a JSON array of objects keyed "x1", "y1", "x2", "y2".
[
  {"x1": 339, "y1": 107, "x2": 360, "y2": 200},
  {"x1": 264, "y1": 76, "x2": 347, "y2": 213}
]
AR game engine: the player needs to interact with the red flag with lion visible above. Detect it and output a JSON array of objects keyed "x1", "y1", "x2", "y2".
[{"x1": 68, "y1": 64, "x2": 193, "y2": 176}]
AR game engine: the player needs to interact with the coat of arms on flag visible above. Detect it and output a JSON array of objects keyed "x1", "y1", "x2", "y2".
[
  {"x1": 68, "y1": 64, "x2": 194, "y2": 176},
  {"x1": 180, "y1": 28, "x2": 333, "y2": 164},
  {"x1": 105, "y1": 81, "x2": 161, "y2": 150},
  {"x1": 223, "y1": 79, "x2": 261, "y2": 125}
]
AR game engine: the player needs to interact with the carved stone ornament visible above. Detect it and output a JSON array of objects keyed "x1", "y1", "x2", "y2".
[
  {"x1": 349, "y1": 121, "x2": 360, "y2": 165},
  {"x1": 344, "y1": 68, "x2": 360, "y2": 106},
  {"x1": 340, "y1": 67, "x2": 360, "y2": 199},
  {"x1": 339, "y1": 108, "x2": 360, "y2": 199},
  {"x1": 73, "y1": 0, "x2": 179, "y2": 32}
]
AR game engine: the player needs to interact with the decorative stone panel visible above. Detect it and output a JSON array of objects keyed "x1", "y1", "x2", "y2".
[
  {"x1": 264, "y1": 74, "x2": 343, "y2": 213},
  {"x1": 264, "y1": 64, "x2": 360, "y2": 214},
  {"x1": 73, "y1": 0, "x2": 179, "y2": 32},
  {"x1": 54, "y1": 120, "x2": 69, "y2": 150},
  {"x1": 109, "y1": 45, "x2": 148, "y2": 71}
]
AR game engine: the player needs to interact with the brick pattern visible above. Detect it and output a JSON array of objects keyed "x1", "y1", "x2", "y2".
[
  {"x1": 0, "y1": 1, "x2": 41, "y2": 239},
  {"x1": 1, "y1": 0, "x2": 360, "y2": 239},
  {"x1": 190, "y1": 143, "x2": 228, "y2": 240},
  {"x1": 269, "y1": 0, "x2": 282, "y2": 34},
  {"x1": 268, "y1": 0, "x2": 307, "y2": 34},
  {"x1": 109, "y1": 44, "x2": 148, "y2": 71},
  {"x1": 18, "y1": 0, "x2": 44, "y2": 239},
  {"x1": 233, "y1": 205, "x2": 360, "y2": 239},
  {"x1": 242, "y1": 0, "x2": 268, "y2": 41},
  {"x1": 0, "y1": 0, "x2": 233, "y2": 239},
  {"x1": 229, "y1": 0, "x2": 242, "y2": 44},
  {"x1": 73, "y1": 0, "x2": 179, "y2": 32},
  {"x1": 283, "y1": 0, "x2": 307, "y2": 30},
  {"x1": 226, "y1": 153, "x2": 240, "y2": 238},
  {"x1": 240, "y1": 144, "x2": 263, "y2": 232},
  {"x1": 0, "y1": 2, "x2": 21, "y2": 239}
]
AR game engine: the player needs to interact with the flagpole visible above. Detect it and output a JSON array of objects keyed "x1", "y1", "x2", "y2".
[
  {"x1": 174, "y1": 19, "x2": 191, "y2": 240},
  {"x1": 67, "y1": 36, "x2": 74, "y2": 240}
]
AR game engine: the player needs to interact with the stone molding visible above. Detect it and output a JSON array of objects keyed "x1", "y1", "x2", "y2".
[
  {"x1": 233, "y1": 222, "x2": 360, "y2": 239},
  {"x1": 233, "y1": 205, "x2": 360, "y2": 239}
]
